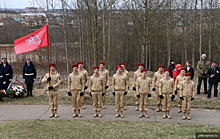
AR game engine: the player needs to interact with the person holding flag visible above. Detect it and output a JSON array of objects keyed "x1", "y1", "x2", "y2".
[
  {"x1": 23, "y1": 58, "x2": 37, "y2": 97},
  {"x1": 42, "y1": 64, "x2": 62, "y2": 118}
]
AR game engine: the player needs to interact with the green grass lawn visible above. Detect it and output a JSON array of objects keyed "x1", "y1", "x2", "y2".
[{"x1": 0, "y1": 120, "x2": 219, "y2": 139}]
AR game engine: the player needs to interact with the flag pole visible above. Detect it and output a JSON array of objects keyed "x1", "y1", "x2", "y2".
[{"x1": 46, "y1": 0, "x2": 50, "y2": 86}]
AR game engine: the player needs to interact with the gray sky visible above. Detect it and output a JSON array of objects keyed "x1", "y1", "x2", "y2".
[
  {"x1": 0, "y1": 0, "x2": 32, "y2": 9},
  {"x1": 0, "y1": 0, "x2": 218, "y2": 9}
]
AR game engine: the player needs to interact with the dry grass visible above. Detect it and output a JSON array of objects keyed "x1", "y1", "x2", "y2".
[{"x1": 0, "y1": 120, "x2": 219, "y2": 139}]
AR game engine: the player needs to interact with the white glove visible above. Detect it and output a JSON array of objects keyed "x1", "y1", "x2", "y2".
[
  {"x1": 33, "y1": 78, "x2": 36, "y2": 80},
  {"x1": 9, "y1": 79, "x2": 12, "y2": 81},
  {"x1": 3, "y1": 81, "x2": 6, "y2": 84}
]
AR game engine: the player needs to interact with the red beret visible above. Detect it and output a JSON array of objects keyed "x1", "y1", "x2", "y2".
[
  {"x1": 180, "y1": 67, "x2": 187, "y2": 71},
  {"x1": 116, "y1": 65, "x2": 122, "y2": 69},
  {"x1": 141, "y1": 69, "x2": 147, "y2": 73},
  {"x1": 175, "y1": 64, "x2": 182, "y2": 69},
  {"x1": 93, "y1": 66, "x2": 99, "y2": 70},
  {"x1": 72, "y1": 64, "x2": 78, "y2": 68},
  {"x1": 49, "y1": 63, "x2": 56, "y2": 68},
  {"x1": 77, "y1": 61, "x2": 84, "y2": 65},
  {"x1": 164, "y1": 68, "x2": 170, "y2": 72},
  {"x1": 158, "y1": 65, "x2": 165, "y2": 68},
  {"x1": 185, "y1": 72, "x2": 192, "y2": 76},
  {"x1": 119, "y1": 62, "x2": 125, "y2": 66},
  {"x1": 99, "y1": 62, "x2": 105, "y2": 65},
  {"x1": 138, "y1": 63, "x2": 144, "y2": 66}
]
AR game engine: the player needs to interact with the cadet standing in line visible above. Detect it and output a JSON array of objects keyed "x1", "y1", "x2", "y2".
[
  {"x1": 98, "y1": 62, "x2": 109, "y2": 109},
  {"x1": 119, "y1": 62, "x2": 129, "y2": 110},
  {"x1": 174, "y1": 67, "x2": 186, "y2": 113},
  {"x1": 67, "y1": 64, "x2": 85, "y2": 118},
  {"x1": 179, "y1": 72, "x2": 195, "y2": 120},
  {"x1": 136, "y1": 69, "x2": 151, "y2": 118},
  {"x1": 77, "y1": 61, "x2": 90, "y2": 109},
  {"x1": 133, "y1": 63, "x2": 144, "y2": 111},
  {"x1": 152, "y1": 65, "x2": 165, "y2": 112},
  {"x1": 23, "y1": 58, "x2": 36, "y2": 97},
  {"x1": 42, "y1": 64, "x2": 61, "y2": 118},
  {"x1": 159, "y1": 69, "x2": 175, "y2": 119},
  {"x1": 89, "y1": 66, "x2": 105, "y2": 118},
  {"x1": 112, "y1": 65, "x2": 128, "y2": 118}
]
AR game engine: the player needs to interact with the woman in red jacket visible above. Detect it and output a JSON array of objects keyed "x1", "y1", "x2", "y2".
[{"x1": 172, "y1": 64, "x2": 182, "y2": 84}]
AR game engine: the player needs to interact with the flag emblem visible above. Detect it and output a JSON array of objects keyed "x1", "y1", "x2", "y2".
[{"x1": 26, "y1": 35, "x2": 41, "y2": 45}]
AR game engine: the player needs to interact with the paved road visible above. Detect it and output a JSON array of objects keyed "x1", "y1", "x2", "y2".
[{"x1": 0, "y1": 105, "x2": 219, "y2": 126}]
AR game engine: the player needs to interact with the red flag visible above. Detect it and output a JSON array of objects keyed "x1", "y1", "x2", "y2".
[{"x1": 14, "y1": 25, "x2": 49, "y2": 55}]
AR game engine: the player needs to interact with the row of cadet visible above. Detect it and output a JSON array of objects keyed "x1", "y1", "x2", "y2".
[{"x1": 41, "y1": 61, "x2": 195, "y2": 120}]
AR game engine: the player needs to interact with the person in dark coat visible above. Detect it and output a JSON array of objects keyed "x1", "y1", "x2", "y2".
[
  {"x1": 1, "y1": 57, "x2": 13, "y2": 90},
  {"x1": 185, "y1": 60, "x2": 194, "y2": 80},
  {"x1": 206, "y1": 61, "x2": 220, "y2": 98},
  {"x1": 168, "y1": 60, "x2": 175, "y2": 78},
  {"x1": 0, "y1": 65, "x2": 4, "y2": 101},
  {"x1": 23, "y1": 58, "x2": 36, "y2": 97}
]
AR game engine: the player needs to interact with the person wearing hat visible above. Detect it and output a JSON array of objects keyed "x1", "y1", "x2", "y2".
[
  {"x1": 112, "y1": 65, "x2": 128, "y2": 118},
  {"x1": 98, "y1": 62, "x2": 109, "y2": 109},
  {"x1": 152, "y1": 65, "x2": 165, "y2": 112},
  {"x1": 196, "y1": 54, "x2": 210, "y2": 95},
  {"x1": 174, "y1": 67, "x2": 186, "y2": 113},
  {"x1": 206, "y1": 61, "x2": 220, "y2": 98},
  {"x1": 172, "y1": 64, "x2": 182, "y2": 83},
  {"x1": 0, "y1": 66, "x2": 4, "y2": 101},
  {"x1": 1, "y1": 57, "x2": 13, "y2": 90},
  {"x1": 119, "y1": 62, "x2": 129, "y2": 110},
  {"x1": 133, "y1": 63, "x2": 144, "y2": 111},
  {"x1": 23, "y1": 58, "x2": 36, "y2": 97},
  {"x1": 67, "y1": 64, "x2": 85, "y2": 118},
  {"x1": 136, "y1": 69, "x2": 151, "y2": 118},
  {"x1": 168, "y1": 60, "x2": 175, "y2": 78},
  {"x1": 159, "y1": 68, "x2": 175, "y2": 119},
  {"x1": 77, "y1": 61, "x2": 90, "y2": 109},
  {"x1": 179, "y1": 72, "x2": 195, "y2": 120},
  {"x1": 185, "y1": 60, "x2": 194, "y2": 80},
  {"x1": 89, "y1": 66, "x2": 105, "y2": 118},
  {"x1": 42, "y1": 64, "x2": 61, "y2": 118}
]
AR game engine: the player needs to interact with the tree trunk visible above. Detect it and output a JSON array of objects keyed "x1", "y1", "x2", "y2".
[
  {"x1": 199, "y1": 0, "x2": 203, "y2": 56},
  {"x1": 108, "y1": 0, "x2": 112, "y2": 73},
  {"x1": 61, "y1": 0, "x2": 69, "y2": 74}
]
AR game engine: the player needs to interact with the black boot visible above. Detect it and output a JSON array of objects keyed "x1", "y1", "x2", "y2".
[
  {"x1": 30, "y1": 90, "x2": 34, "y2": 97},
  {"x1": 0, "y1": 95, "x2": 3, "y2": 101},
  {"x1": 26, "y1": 91, "x2": 29, "y2": 97}
]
